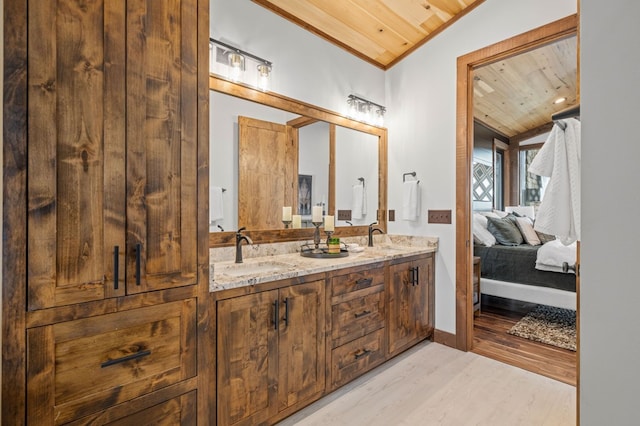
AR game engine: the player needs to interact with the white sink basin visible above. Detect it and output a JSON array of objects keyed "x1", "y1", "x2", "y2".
[{"x1": 217, "y1": 261, "x2": 294, "y2": 278}]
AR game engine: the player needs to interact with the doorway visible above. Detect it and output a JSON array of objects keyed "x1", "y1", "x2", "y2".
[{"x1": 455, "y1": 14, "x2": 579, "y2": 361}]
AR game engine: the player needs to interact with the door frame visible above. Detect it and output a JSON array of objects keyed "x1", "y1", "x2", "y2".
[{"x1": 455, "y1": 14, "x2": 578, "y2": 351}]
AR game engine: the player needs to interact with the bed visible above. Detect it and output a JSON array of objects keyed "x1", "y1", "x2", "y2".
[
  {"x1": 473, "y1": 210, "x2": 576, "y2": 309},
  {"x1": 474, "y1": 242, "x2": 576, "y2": 309}
]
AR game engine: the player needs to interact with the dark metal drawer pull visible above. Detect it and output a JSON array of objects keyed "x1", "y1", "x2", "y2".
[
  {"x1": 415, "y1": 266, "x2": 420, "y2": 286},
  {"x1": 354, "y1": 310, "x2": 371, "y2": 318},
  {"x1": 355, "y1": 278, "x2": 373, "y2": 288},
  {"x1": 101, "y1": 349, "x2": 151, "y2": 368},
  {"x1": 135, "y1": 243, "x2": 142, "y2": 285},
  {"x1": 273, "y1": 300, "x2": 279, "y2": 330},
  {"x1": 113, "y1": 246, "x2": 120, "y2": 290},
  {"x1": 409, "y1": 267, "x2": 416, "y2": 286},
  {"x1": 354, "y1": 349, "x2": 372, "y2": 360}
]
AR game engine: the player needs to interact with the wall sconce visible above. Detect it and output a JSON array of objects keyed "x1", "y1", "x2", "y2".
[
  {"x1": 347, "y1": 94, "x2": 386, "y2": 127},
  {"x1": 210, "y1": 38, "x2": 273, "y2": 91}
]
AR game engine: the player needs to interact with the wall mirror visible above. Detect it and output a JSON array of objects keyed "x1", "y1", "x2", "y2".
[{"x1": 209, "y1": 76, "x2": 387, "y2": 247}]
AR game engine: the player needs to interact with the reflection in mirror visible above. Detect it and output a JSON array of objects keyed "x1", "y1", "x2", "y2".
[
  {"x1": 335, "y1": 127, "x2": 379, "y2": 226},
  {"x1": 208, "y1": 75, "x2": 387, "y2": 247}
]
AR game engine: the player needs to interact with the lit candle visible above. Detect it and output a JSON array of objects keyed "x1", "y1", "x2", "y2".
[
  {"x1": 282, "y1": 206, "x2": 292, "y2": 221},
  {"x1": 312, "y1": 205, "x2": 323, "y2": 223},
  {"x1": 324, "y1": 215, "x2": 334, "y2": 232},
  {"x1": 292, "y1": 215, "x2": 302, "y2": 229}
]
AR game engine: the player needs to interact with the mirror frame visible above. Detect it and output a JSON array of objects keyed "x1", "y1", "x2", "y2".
[{"x1": 209, "y1": 75, "x2": 388, "y2": 248}]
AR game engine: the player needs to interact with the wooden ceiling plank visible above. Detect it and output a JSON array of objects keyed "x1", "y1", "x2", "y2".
[
  {"x1": 304, "y1": 0, "x2": 414, "y2": 57},
  {"x1": 265, "y1": 0, "x2": 387, "y2": 60},
  {"x1": 382, "y1": 0, "x2": 436, "y2": 28},
  {"x1": 350, "y1": 0, "x2": 429, "y2": 42}
]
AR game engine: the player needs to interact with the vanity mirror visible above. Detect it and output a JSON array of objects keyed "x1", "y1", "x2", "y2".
[{"x1": 209, "y1": 76, "x2": 387, "y2": 247}]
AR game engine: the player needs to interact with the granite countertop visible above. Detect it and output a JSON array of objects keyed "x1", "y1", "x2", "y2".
[{"x1": 209, "y1": 235, "x2": 438, "y2": 292}]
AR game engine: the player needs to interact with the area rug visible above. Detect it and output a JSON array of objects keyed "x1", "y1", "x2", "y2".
[{"x1": 507, "y1": 304, "x2": 576, "y2": 351}]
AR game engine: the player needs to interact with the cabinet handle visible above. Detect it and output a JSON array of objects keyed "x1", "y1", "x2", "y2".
[
  {"x1": 354, "y1": 349, "x2": 372, "y2": 360},
  {"x1": 113, "y1": 246, "x2": 120, "y2": 290},
  {"x1": 273, "y1": 300, "x2": 279, "y2": 330},
  {"x1": 409, "y1": 267, "x2": 415, "y2": 286},
  {"x1": 135, "y1": 243, "x2": 142, "y2": 285},
  {"x1": 415, "y1": 266, "x2": 420, "y2": 286},
  {"x1": 283, "y1": 298, "x2": 289, "y2": 327},
  {"x1": 101, "y1": 349, "x2": 151, "y2": 368},
  {"x1": 355, "y1": 277, "x2": 373, "y2": 288},
  {"x1": 354, "y1": 310, "x2": 371, "y2": 319}
]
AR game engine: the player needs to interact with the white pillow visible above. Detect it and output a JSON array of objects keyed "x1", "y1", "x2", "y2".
[
  {"x1": 515, "y1": 216, "x2": 541, "y2": 246},
  {"x1": 479, "y1": 211, "x2": 501, "y2": 219},
  {"x1": 473, "y1": 213, "x2": 489, "y2": 229},
  {"x1": 492, "y1": 209, "x2": 509, "y2": 218},
  {"x1": 473, "y1": 218, "x2": 496, "y2": 247}
]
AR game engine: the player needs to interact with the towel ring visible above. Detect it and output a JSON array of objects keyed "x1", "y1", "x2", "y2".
[
  {"x1": 358, "y1": 177, "x2": 365, "y2": 187},
  {"x1": 403, "y1": 172, "x2": 420, "y2": 184}
]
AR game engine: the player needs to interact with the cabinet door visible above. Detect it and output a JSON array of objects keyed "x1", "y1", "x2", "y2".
[
  {"x1": 125, "y1": 0, "x2": 199, "y2": 294},
  {"x1": 217, "y1": 290, "x2": 279, "y2": 426},
  {"x1": 277, "y1": 280, "x2": 326, "y2": 412},
  {"x1": 387, "y1": 257, "x2": 432, "y2": 357},
  {"x1": 27, "y1": 0, "x2": 127, "y2": 309}
]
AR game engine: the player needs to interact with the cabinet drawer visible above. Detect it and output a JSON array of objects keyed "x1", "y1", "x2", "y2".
[
  {"x1": 331, "y1": 329, "x2": 385, "y2": 389},
  {"x1": 331, "y1": 286, "x2": 385, "y2": 348},
  {"x1": 27, "y1": 299, "x2": 197, "y2": 425},
  {"x1": 331, "y1": 266, "x2": 385, "y2": 297}
]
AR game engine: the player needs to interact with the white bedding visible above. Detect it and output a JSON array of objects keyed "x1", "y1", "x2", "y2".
[{"x1": 535, "y1": 240, "x2": 577, "y2": 274}]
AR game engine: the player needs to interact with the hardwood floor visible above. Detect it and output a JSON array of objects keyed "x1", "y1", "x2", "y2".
[
  {"x1": 472, "y1": 295, "x2": 577, "y2": 386},
  {"x1": 278, "y1": 341, "x2": 576, "y2": 425}
]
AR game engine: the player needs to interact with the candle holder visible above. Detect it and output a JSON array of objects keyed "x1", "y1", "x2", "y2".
[
  {"x1": 324, "y1": 230, "x2": 333, "y2": 244},
  {"x1": 282, "y1": 220, "x2": 291, "y2": 229},
  {"x1": 312, "y1": 221, "x2": 323, "y2": 253}
]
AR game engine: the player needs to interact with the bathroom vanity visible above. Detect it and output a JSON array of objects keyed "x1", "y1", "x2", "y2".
[{"x1": 209, "y1": 236, "x2": 436, "y2": 426}]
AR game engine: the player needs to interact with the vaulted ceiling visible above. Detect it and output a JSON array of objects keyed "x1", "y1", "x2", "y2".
[
  {"x1": 252, "y1": 0, "x2": 486, "y2": 69},
  {"x1": 252, "y1": 0, "x2": 577, "y2": 139}
]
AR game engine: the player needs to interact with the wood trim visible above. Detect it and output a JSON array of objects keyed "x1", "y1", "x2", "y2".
[
  {"x1": 434, "y1": 329, "x2": 457, "y2": 349},
  {"x1": 196, "y1": 0, "x2": 211, "y2": 424},
  {"x1": 208, "y1": 75, "x2": 388, "y2": 247},
  {"x1": 3, "y1": 0, "x2": 28, "y2": 422},
  {"x1": 329, "y1": 124, "x2": 336, "y2": 215},
  {"x1": 520, "y1": 142, "x2": 544, "y2": 151},
  {"x1": 511, "y1": 122, "x2": 554, "y2": 144},
  {"x1": 455, "y1": 14, "x2": 578, "y2": 351}
]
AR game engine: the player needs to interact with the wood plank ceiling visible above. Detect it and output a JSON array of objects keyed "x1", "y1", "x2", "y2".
[
  {"x1": 252, "y1": 0, "x2": 486, "y2": 69},
  {"x1": 473, "y1": 36, "x2": 578, "y2": 138}
]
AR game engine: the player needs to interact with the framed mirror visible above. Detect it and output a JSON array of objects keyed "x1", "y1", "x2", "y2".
[{"x1": 209, "y1": 75, "x2": 387, "y2": 247}]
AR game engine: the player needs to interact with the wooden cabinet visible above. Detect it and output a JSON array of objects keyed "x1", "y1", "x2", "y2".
[
  {"x1": 216, "y1": 280, "x2": 326, "y2": 426},
  {"x1": 26, "y1": 0, "x2": 200, "y2": 310},
  {"x1": 4, "y1": 0, "x2": 209, "y2": 424},
  {"x1": 329, "y1": 265, "x2": 386, "y2": 389},
  {"x1": 387, "y1": 254, "x2": 435, "y2": 358}
]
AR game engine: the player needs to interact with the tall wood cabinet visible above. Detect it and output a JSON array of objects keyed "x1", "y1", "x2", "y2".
[{"x1": 2, "y1": 0, "x2": 209, "y2": 424}]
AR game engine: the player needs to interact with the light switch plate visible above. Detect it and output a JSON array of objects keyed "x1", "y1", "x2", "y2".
[
  {"x1": 388, "y1": 210, "x2": 395, "y2": 222},
  {"x1": 337, "y1": 210, "x2": 352, "y2": 221},
  {"x1": 428, "y1": 209, "x2": 452, "y2": 224}
]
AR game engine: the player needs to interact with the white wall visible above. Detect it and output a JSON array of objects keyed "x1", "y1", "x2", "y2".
[
  {"x1": 385, "y1": 0, "x2": 576, "y2": 333},
  {"x1": 299, "y1": 122, "x2": 330, "y2": 217},
  {"x1": 581, "y1": 1, "x2": 640, "y2": 423},
  {"x1": 211, "y1": 0, "x2": 385, "y2": 114}
]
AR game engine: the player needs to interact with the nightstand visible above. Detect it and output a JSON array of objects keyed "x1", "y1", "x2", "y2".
[{"x1": 473, "y1": 256, "x2": 481, "y2": 316}]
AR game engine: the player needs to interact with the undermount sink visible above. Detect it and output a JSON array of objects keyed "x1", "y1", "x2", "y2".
[{"x1": 217, "y1": 261, "x2": 294, "y2": 278}]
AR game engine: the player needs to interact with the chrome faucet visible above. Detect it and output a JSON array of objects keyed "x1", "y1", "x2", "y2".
[
  {"x1": 235, "y1": 227, "x2": 253, "y2": 263},
  {"x1": 368, "y1": 222, "x2": 384, "y2": 247}
]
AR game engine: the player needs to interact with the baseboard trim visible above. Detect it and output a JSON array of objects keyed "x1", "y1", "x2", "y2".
[{"x1": 434, "y1": 329, "x2": 456, "y2": 348}]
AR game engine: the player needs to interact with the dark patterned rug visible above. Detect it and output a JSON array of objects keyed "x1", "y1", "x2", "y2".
[{"x1": 507, "y1": 305, "x2": 576, "y2": 351}]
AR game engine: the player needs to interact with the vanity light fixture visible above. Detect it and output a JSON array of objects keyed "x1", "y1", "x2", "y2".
[
  {"x1": 347, "y1": 94, "x2": 386, "y2": 127},
  {"x1": 210, "y1": 37, "x2": 273, "y2": 91}
]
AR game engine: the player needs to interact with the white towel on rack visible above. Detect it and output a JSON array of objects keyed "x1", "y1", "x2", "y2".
[
  {"x1": 351, "y1": 183, "x2": 366, "y2": 219},
  {"x1": 402, "y1": 181, "x2": 420, "y2": 221},
  {"x1": 210, "y1": 186, "x2": 224, "y2": 222}
]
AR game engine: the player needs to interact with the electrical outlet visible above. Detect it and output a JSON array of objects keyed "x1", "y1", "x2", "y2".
[
  {"x1": 337, "y1": 210, "x2": 352, "y2": 221},
  {"x1": 428, "y1": 209, "x2": 452, "y2": 224},
  {"x1": 388, "y1": 210, "x2": 395, "y2": 222}
]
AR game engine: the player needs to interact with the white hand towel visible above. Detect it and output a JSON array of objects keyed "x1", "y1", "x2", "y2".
[
  {"x1": 402, "y1": 181, "x2": 420, "y2": 221},
  {"x1": 352, "y1": 184, "x2": 365, "y2": 219},
  {"x1": 210, "y1": 186, "x2": 224, "y2": 222}
]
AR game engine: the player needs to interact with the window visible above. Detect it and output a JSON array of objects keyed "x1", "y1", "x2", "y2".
[{"x1": 519, "y1": 147, "x2": 548, "y2": 206}]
